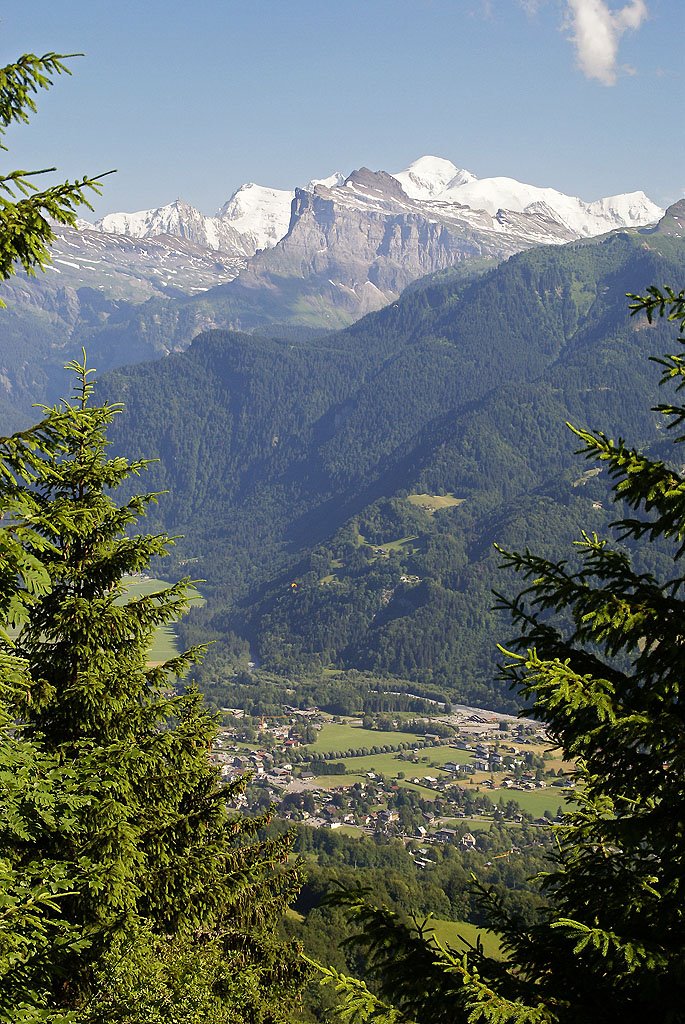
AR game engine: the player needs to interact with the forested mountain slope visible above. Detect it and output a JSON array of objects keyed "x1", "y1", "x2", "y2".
[
  {"x1": 101, "y1": 208, "x2": 685, "y2": 710},
  {"x1": 0, "y1": 160, "x2": 662, "y2": 433}
]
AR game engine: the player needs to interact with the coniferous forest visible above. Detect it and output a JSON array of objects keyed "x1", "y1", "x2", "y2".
[{"x1": 101, "y1": 224, "x2": 685, "y2": 711}]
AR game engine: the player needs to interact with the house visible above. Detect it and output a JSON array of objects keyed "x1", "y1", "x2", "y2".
[{"x1": 461, "y1": 833, "x2": 477, "y2": 849}]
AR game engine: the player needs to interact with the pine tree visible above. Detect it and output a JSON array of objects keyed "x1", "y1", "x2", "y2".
[
  {"x1": 321, "y1": 286, "x2": 685, "y2": 1024},
  {"x1": 0, "y1": 355, "x2": 305, "y2": 1021},
  {"x1": 0, "y1": 52, "x2": 108, "y2": 303},
  {"x1": 0, "y1": 47, "x2": 305, "y2": 1022}
]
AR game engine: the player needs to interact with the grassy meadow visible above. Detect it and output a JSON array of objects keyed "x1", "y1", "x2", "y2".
[
  {"x1": 301, "y1": 720, "x2": 574, "y2": 818},
  {"x1": 306, "y1": 721, "x2": 424, "y2": 753},
  {"x1": 426, "y1": 918, "x2": 503, "y2": 959},
  {"x1": 406, "y1": 493, "x2": 465, "y2": 513},
  {"x1": 121, "y1": 576, "x2": 204, "y2": 663}
]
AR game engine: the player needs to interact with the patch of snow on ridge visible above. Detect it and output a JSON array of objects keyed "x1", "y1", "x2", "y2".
[
  {"x1": 217, "y1": 183, "x2": 294, "y2": 251},
  {"x1": 437, "y1": 176, "x2": 663, "y2": 235},
  {"x1": 393, "y1": 156, "x2": 476, "y2": 199},
  {"x1": 306, "y1": 171, "x2": 346, "y2": 191},
  {"x1": 587, "y1": 192, "x2": 663, "y2": 229}
]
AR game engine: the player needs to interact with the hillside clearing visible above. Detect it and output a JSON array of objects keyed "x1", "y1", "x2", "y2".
[{"x1": 406, "y1": 493, "x2": 465, "y2": 513}]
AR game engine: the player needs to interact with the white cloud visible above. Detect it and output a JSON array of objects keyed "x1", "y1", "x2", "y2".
[{"x1": 565, "y1": 0, "x2": 649, "y2": 85}]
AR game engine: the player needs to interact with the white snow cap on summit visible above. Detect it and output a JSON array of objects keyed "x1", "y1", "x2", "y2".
[
  {"x1": 217, "y1": 183, "x2": 294, "y2": 251},
  {"x1": 306, "y1": 172, "x2": 346, "y2": 191},
  {"x1": 393, "y1": 156, "x2": 477, "y2": 199},
  {"x1": 440, "y1": 175, "x2": 662, "y2": 235},
  {"x1": 92, "y1": 156, "x2": 663, "y2": 259},
  {"x1": 97, "y1": 200, "x2": 200, "y2": 239},
  {"x1": 390, "y1": 157, "x2": 661, "y2": 235}
]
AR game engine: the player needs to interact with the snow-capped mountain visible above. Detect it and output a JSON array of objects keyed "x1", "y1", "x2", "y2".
[
  {"x1": 215, "y1": 183, "x2": 294, "y2": 252},
  {"x1": 14, "y1": 154, "x2": 661, "y2": 367},
  {"x1": 433, "y1": 175, "x2": 660, "y2": 237},
  {"x1": 306, "y1": 171, "x2": 346, "y2": 191},
  {"x1": 392, "y1": 155, "x2": 477, "y2": 199},
  {"x1": 387, "y1": 156, "x2": 662, "y2": 238},
  {"x1": 91, "y1": 155, "x2": 662, "y2": 266},
  {"x1": 95, "y1": 186, "x2": 294, "y2": 258},
  {"x1": 97, "y1": 199, "x2": 251, "y2": 256}
]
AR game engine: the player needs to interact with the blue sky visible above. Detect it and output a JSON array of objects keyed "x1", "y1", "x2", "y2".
[{"x1": 1, "y1": 0, "x2": 682, "y2": 218}]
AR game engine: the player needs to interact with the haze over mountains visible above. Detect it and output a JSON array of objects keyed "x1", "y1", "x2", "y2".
[
  {"x1": 0, "y1": 127, "x2": 682, "y2": 709},
  {"x1": 0, "y1": 155, "x2": 663, "y2": 431}
]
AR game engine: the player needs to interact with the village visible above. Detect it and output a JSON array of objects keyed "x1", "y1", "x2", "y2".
[{"x1": 210, "y1": 703, "x2": 575, "y2": 854}]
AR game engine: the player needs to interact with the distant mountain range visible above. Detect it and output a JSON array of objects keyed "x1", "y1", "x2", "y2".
[
  {"x1": 98, "y1": 202, "x2": 685, "y2": 711},
  {"x1": 0, "y1": 156, "x2": 664, "y2": 429},
  {"x1": 89, "y1": 155, "x2": 662, "y2": 258}
]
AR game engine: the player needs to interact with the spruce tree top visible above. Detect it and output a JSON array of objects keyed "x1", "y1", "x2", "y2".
[{"x1": 0, "y1": 53, "x2": 109, "y2": 303}]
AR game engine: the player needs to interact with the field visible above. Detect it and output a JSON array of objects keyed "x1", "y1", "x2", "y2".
[
  {"x1": 490, "y1": 786, "x2": 573, "y2": 818},
  {"x1": 372, "y1": 535, "x2": 417, "y2": 553},
  {"x1": 425, "y1": 918, "x2": 503, "y2": 959},
  {"x1": 440, "y1": 816, "x2": 494, "y2": 831},
  {"x1": 306, "y1": 721, "x2": 424, "y2": 754},
  {"x1": 121, "y1": 576, "x2": 204, "y2": 663},
  {"x1": 309, "y1": 774, "x2": 366, "y2": 789},
  {"x1": 406, "y1": 493, "x2": 465, "y2": 513},
  {"x1": 303, "y1": 722, "x2": 574, "y2": 818},
  {"x1": 424, "y1": 746, "x2": 474, "y2": 767}
]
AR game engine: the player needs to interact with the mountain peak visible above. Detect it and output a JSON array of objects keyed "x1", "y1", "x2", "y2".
[
  {"x1": 306, "y1": 171, "x2": 346, "y2": 191},
  {"x1": 647, "y1": 198, "x2": 685, "y2": 237},
  {"x1": 216, "y1": 183, "x2": 294, "y2": 251},
  {"x1": 344, "y1": 167, "x2": 407, "y2": 200},
  {"x1": 393, "y1": 156, "x2": 476, "y2": 199}
]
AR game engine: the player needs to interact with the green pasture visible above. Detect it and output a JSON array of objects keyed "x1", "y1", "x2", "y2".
[
  {"x1": 406, "y1": 493, "x2": 464, "y2": 513},
  {"x1": 308, "y1": 774, "x2": 366, "y2": 789},
  {"x1": 398, "y1": 780, "x2": 438, "y2": 800},
  {"x1": 424, "y1": 918, "x2": 502, "y2": 959},
  {"x1": 329, "y1": 825, "x2": 364, "y2": 837},
  {"x1": 337, "y1": 750, "x2": 433, "y2": 777},
  {"x1": 440, "y1": 816, "x2": 494, "y2": 831},
  {"x1": 306, "y1": 721, "x2": 424, "y2": 754},
  {"x1": 121, "y1": 576, "x2": 204, "y2": 664},
  {"x1": 426, "y1": 746, "x2": 473, "y2": 768},
  {"x1": 355, "y1": 528, "x2": 418, "y2": 555},
  {"x1": 490, "y1": 786, "x2": 574, "y2": 818},
  {"x1": 373, "y1": 535, "x2": 418, "y2": 553}
]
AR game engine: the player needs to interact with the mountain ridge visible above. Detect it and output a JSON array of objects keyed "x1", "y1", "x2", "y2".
[
  {"x1": 0, "y1": 163, "x2": 667, "y2": 432},
  {"x1": 90, "y1": 154, "x2": 662, "y2": 256},
  {"x1": 98, "y1": 221, "x2": 685, "y2": 710}
]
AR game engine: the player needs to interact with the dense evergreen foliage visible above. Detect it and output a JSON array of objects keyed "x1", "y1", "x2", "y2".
[
  {"x1": 102, "y1": 219, "x2": 685, "y2": 710},
  {"x1": 0, "y1": 356, "x2": 304, "y2": 1022},
  {"x1": 0, "y1": 52, "x2": 105, "y2": 297},
  {"x1": 322, "y1": 286, "x2": 685, "y2": 1023}
]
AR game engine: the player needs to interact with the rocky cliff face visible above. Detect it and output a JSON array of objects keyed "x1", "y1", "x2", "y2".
[
  {"x1": 227, "y1": 167, "x2": 580, "y2": 319},
  {"x1": 0, "y1": 158, "x2": 666, "y2": 427}
]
